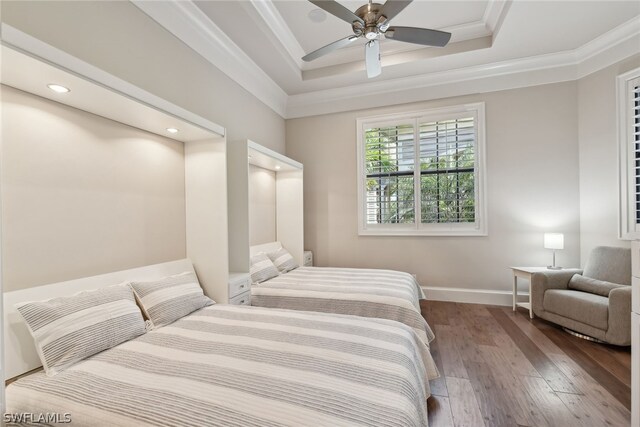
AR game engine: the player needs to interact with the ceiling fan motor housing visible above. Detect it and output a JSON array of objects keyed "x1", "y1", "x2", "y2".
[{"x1": 354, "y1": 3, "x2": 386, "y2": 40}]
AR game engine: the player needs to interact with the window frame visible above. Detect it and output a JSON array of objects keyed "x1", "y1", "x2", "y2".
[
  {"x1": 618, "y1": 67, "x2": 640, "y2": 240},
  {"x1": 356, "y1": 102, "x2": 487, "y2": 236}
]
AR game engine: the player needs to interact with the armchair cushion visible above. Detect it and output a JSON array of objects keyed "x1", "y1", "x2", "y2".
[
  {"x1": 530, "y1": 269, "x2": 583, "y2": 316},
  {"x1": 567, "y1": 274, "x2": 627, "y2": 297},
  {"x1": 543, "y1": 289, "x2": 609, "y2": 331}
]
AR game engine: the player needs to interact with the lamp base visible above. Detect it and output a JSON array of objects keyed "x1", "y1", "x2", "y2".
[{"x1": 547, "y1": 266, "x2": 562, "y2": 270}]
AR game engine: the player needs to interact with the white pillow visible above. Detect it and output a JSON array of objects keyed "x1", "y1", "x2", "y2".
[
  {"x1": 16, "y1": 284, "x2": 146, "y2": 376},
  {"x1": 250, "y1": 253, "x2": 280, "y2": 284},
  {"x1": 268, "y1": 247, "x2": 299, "y2": 273},
  {"x1": 129, "y1": 271, "x2": 214, "y2": 328}
]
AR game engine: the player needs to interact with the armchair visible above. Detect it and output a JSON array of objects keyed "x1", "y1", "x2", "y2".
[{"x1": 530, "y1": 246, "x2": 631, "y2": 346}]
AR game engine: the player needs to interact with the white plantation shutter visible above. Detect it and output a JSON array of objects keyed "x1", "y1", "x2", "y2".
[
  {"x1": 419, "y1": 117, "x2": 476, "y2": 223},
  {"x1": 633, "y1": 83, "x2": 640, "y2": 225},
  {"x1": 358, "y1": 103, "x2": 486, "y2": 236},
  {"x1": 618, "y1": 70, "x2": 640, "y2": 239},
  {"x1": 365, "y1": 124, "x2": 415, "y2": 224}
]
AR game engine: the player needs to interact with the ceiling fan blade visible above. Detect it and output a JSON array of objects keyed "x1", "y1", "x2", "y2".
[
  {"x1": 365, "y1": 40, "x2": 381, "y2": 78},
  {"x1": 378, "y1": 0, "x2": 413, "y2": 22},
  {"x1": 302, "y1": 35, "x2": 360, "y2": 62},
  {"x1": 385, "y1": 26, "x2": 451, "y2": 47},
  {"x1": 308, "y1": 0, "x2": 364, "y2": 25}
]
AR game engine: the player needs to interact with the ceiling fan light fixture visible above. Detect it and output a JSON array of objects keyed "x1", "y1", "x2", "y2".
[{"x1": 364, "y1": 27, "x2": 378, "y2": 39}]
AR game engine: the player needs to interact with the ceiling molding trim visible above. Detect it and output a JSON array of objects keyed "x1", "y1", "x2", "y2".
[
  {"x1": 237, "y1": 1, "x2": 302, "y2": 76},
  {"x1": 483, "y1": 0, "x2": 512, "y2": 41},
  {"x1": 286, "y1": 50, "x2": 577, "y2": 117},
  {"x1": 285, "y1": 16, "x2": 640, "y2": 118},
  {"x1": 287, "y1": 64, "x2": 578, "y2": 119},
  {"x1": 246, "y1": 0, "x2": 305, "y2": 69},
  {"x1": 131, "y1": 0, "x2": 288, "y2": 117},
  {"x1": 575, "y1": 16, "x2": 640, "y2": 78}
]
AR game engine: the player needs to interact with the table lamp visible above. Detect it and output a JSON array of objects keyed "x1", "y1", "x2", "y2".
[{"x1": 544, "y1": 233, "x2": 564, "y2": 270}]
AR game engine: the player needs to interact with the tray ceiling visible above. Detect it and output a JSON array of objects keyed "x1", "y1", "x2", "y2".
[{"x1": 135, "y1": 1, "x2": 640, "y2": 117}]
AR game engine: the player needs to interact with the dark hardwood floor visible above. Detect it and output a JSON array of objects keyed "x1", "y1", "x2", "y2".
[{"x1": 420, "y1": 300, "x2": 631, "y2": 427}]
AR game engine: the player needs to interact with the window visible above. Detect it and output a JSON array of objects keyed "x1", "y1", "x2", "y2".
[
  {"x1": 618, "y1": 67, "x2": 640, "y2": 239},
  {"x1": 357, "y1": 103, "x2": 486, "y2": 236}
]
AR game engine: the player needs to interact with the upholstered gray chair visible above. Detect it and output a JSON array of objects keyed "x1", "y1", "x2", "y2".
[{"x1": 531, "y1": 246, "x2": 631, "y2": 346}]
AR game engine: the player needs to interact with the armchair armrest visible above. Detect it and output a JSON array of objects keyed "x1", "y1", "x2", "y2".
[
  {"x1": 531, "y1": 269, "x2": 583, "y2": 315},
  {"x1": 607, "y1": 286, "x2": 632, "y2": 345}
]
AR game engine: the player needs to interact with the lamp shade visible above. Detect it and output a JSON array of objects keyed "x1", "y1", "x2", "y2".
[{"x1": 544, "y1": 233, "x2": 564, "y2": 250}]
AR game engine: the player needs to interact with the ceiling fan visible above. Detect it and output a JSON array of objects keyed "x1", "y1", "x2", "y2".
[{"x1": 302, "y1": 0, "x2": 452, "y2": 78}]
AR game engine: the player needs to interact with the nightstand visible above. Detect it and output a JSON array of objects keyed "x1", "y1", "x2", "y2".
[
  {"x1": 228, "y1": 272, "x2": 251, "y2": 305},
  {"x1": 303, "y1": 250, "x2": 313, "y2": 267}
]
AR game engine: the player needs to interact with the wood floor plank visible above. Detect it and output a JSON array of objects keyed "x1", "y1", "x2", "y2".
[
  {"x1": 559, "y1": 332, "x2": 631, "y2": 388},
  {"x1": 534, "y1": 318, "x2": 631, "y2": 410},
  {"x1": 446, "y1": 377, "x2": 486, "y2": 427},
  {"x1": 428, "y1": 395, "x2": 455, "y2": 427},
  {"x1": 463, "y1": 360, "x2": 518, "y2": 427},
  {"x1": 459, "y1": 305, "x2": 497, "y2": 346},
  {"x1": 428, "y1": 334, "x2": 449, "y2": 397},
  {"x1": 477, "y1": 345, "x2": 544, "y2": 427},
  {"x1": 519, "y1": 375, "x2": 578, "y2": 427},
  {"x1": 550, "y1": 353, "x2": 631, "y2": 425},
  {"x1": 557, "y1": 391, "x2": 628, "y2": 427},
  {"x1": 507, "y1": 308, "x2": 566, "y2": 355},
  {"x1": 423, "y1": 300, "x2": 451, "y2": 326},
  {"x1": 490, "y1": 332, "x2": 541, "y2": 378},
  {"x1": 488, "y1": 307, "x2": 579, "y2": 394},
  {"x1": 435, "y1": 324, "x2": 469, "y2": 379}
]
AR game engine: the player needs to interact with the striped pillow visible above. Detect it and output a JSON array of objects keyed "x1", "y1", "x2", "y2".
[
  {"x1": 250, "y1": 253, "x2": 280, "y2": 284},
  {"x1": 130, "y1": 272, "x2": 213, "y2": 328},
  {"x1": 16, "y1": 284, "x2": 146, "y2": 376},
  {"x1": 268, "y1": 247, "x2": 299, "y2": 273}
]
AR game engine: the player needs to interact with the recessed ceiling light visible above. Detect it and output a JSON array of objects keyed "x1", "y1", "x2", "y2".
[
  {"x1": 275, "y1": 165, "x2": 281, "y2": 170},
  {"x1": 47, "y1": 84, "x2": 70, "y2": 93},
  {"x1": 308, "y1": 8, "x2": 327, "y2": 23},
  {"x1": 166, "y1": 128, "x2": 179, "y2": 134}
]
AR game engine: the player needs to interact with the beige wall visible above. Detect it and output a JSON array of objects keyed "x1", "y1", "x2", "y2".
[
  {"x1": 1, "y1": 85, "x2": 186, "y2": 291},
  {"x1": 577, "y1": 54, "x2": 640, "y2": 263},
  {"x1": 286, "y1": 82, "x2": 581, "y2": 291},
  {"x1": 249, "y1": 165, "x2": 277, "y2": 245},
  {"x1": 0, "y1": 0, "x2": 285, "y2": 153}
]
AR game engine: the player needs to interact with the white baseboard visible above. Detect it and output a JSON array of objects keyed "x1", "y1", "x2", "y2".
[{"x1": 421, "y1": 286, "x2": 529, "y2": 307}]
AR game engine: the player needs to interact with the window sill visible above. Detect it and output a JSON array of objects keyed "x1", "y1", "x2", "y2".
[{"x1": 358, "y1": 227, "x2": 488, "y2": 237}]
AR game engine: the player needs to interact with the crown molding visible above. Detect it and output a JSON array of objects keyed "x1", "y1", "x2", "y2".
[
  {"x1": 483, "y1": 0, "x2": 511, "y2": 37},
  {"x1": 575, "y1": 16, "x2": 640, "y2": 78},
  {"x1": 245, "y1": 0, "x2": 305, "y2": 70},
  {"x1": 131, "y1": 0, "x2": 288, "y2": 117},
  {"x1": 286, "y1": 16, "x2": 640, "y2": 118}
]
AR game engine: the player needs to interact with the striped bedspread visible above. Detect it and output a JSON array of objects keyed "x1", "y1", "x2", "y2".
[
  {"x1": 251, "y1": 266, "x2": 434, "y2": 344},
  {"x1": 6, "y1": 305, "x2": 437, "y2": 427}
]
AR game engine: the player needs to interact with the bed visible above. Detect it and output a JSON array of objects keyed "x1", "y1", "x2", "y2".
[
  {"x1": 4, "y1": 260, "x2": 438, "y2": 427},
  {"x1": 250, "y1": 242, "x2": 433, "y2": 345}
]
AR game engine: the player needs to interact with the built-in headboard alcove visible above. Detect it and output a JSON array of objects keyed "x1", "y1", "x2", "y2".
[{"x1": 227, "y1": 140, "x2": 304, "y2": 274}]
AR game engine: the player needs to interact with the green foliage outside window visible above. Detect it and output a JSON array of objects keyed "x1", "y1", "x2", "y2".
[{"x1": 365, "y1": 119, "x2": 475, "y2": 225}]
